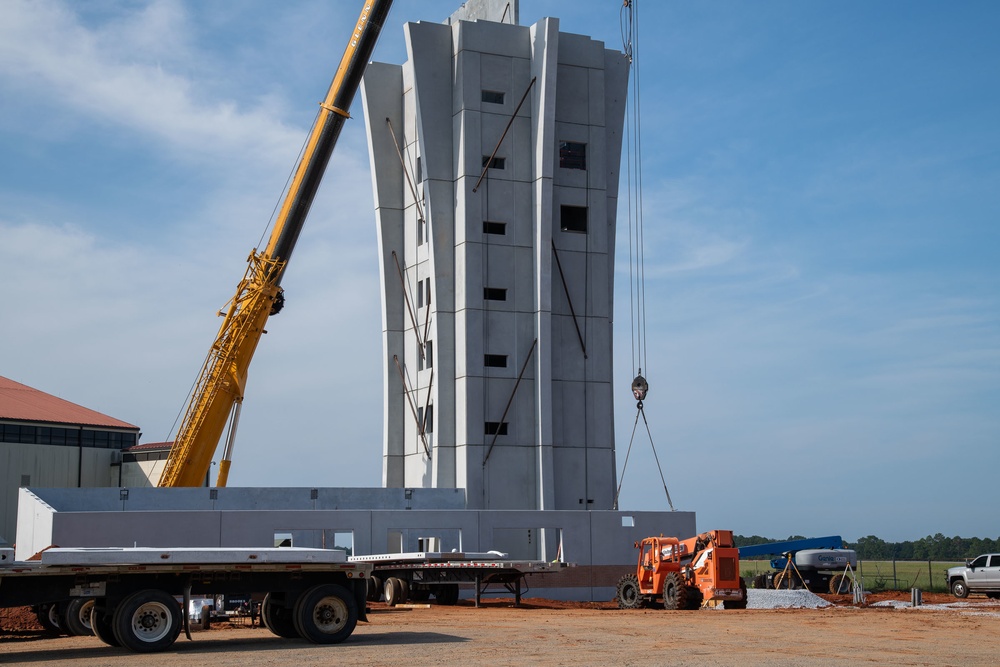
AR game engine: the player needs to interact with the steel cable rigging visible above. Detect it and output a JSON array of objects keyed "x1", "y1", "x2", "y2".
[{"x1": 614, "y1": 0, "x2": 674, "y2": 511}]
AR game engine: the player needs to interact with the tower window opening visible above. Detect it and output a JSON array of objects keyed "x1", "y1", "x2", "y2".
[
  {"x1": 485, "y1": 422, "x2": 508, "y2": 436},
  {"x1": 484, "y1": 287, "x2": 507, "y2": 301},
  {"x1": 560, "y1": 205, "x2": 588, "y2": 233},
  {"x1": 482, "y1": 156, "x2": 505, "y2": 170},
  {"x1": 483, "y1": 221, "x2": 507, "y2": 235},
  {"x1": 484, "y1": 354, "x2": 508, "y2": 368},
  {"x1": 482, "y1": 90, "x2": 505, "y2": 105},
  {"x1": 559, "y1": 141, "x2": 587, "y2": 170}
]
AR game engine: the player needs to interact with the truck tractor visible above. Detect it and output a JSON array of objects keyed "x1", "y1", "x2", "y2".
[{"x1": 616, "y1": 529, "x2": 748, "y2": 610}]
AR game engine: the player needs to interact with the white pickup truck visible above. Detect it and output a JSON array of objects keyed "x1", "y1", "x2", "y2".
[
  {"x1": 946, "y1": 553, "x2": 1000, "y2": 598},
  {"x1": 0, "y1": 546, "x2": 370, "y2": 652}
]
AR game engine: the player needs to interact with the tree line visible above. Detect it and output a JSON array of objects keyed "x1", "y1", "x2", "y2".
[{"x1": 734, "y1": 534, "x2": 999, "y2": 561}]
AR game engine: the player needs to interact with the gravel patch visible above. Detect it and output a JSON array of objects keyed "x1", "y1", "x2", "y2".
[{"x1": 714, "y1": 589, "x2": 832, "y2": 609}]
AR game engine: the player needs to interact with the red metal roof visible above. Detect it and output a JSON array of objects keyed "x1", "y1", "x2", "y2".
[
  {"x1": 124, "y1": 441, "x2": 173, "y2": 452},
  {"x1": 0, "y1": 376, "x2": 138, "y2": 430}
]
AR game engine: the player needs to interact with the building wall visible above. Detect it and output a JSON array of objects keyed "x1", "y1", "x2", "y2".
[
  {"x1": 362, "y1": 13, "x2": 629, "y2": 513},
  {"x1": 0, "y1": 443, "x2": 117, "y2": 543},
  {"x1": 16, "y1": 487, "x2": 694, "y2": 602}
]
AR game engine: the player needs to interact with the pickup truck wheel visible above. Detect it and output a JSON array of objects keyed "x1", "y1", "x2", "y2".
[
  {"x1": 616, "y1": 574, "x2": 642, "y2": 609},
  {"x1": 63, "y1": 598, "x2": 95, "y2": 636},
  {"x1": 662, "y1": 572, "x2": 688, "y2": 610},
  {"x1": 91, "y1": 602, "x2": 121, "y2": 647},
  {"x1": 113, "y1": 589, "x2": 182, "y2": 653},
  {"x1": 951, "y1": 579, "x2": 969, "y2": 598},
  {"x1": 293, "y1": 584, "x2": 358, "y2": 644},
  {"x1": 261, "y1": 593, "x2": 299, "y2": 639}
]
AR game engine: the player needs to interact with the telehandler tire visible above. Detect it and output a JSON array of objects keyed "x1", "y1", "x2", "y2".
[
  {"x1": 616, "y1": 574, "x2": 642, "y2": 609},
  {"x1": 662, "y1": 572, "x2": 688, "y2": 610}
]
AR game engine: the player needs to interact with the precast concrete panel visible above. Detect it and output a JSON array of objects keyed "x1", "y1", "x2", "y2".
[
  {"x1": 554, "y1": 64, "x2": 590, "y2": 126},
  {"x1": 483, "y1": 446, "x2": 537, "y2": 510},
  {"x1": 454, "y1": 19, "x2": 529, "y2": 60},
  {"x1": 586, "y1": 124, "x2": 609, "y2": 191},
  {"x1": 479, "y1": 53, "x2": 515, "y2": 99},
  {"x1": 406, "y1": 22, "x2": 454, "y2": 183},
  {"x1": 586, "y1": 252, "x2": 611, "y2": 318},
  {"x1": 454, "y1": 49, "x2": 480, "y2": 116},
  {"x1": 551, "y1": 447, "x2": 587, "y2": 508},
  {"x1": 587, "y1": 66, "x2": 607, "y2": 128},
  {"x1": 482, "y1": 178, "x2": 516, "y2": 223},
  {"x1": 556, "y1": 31, "x2": 607, "y2": 70}
]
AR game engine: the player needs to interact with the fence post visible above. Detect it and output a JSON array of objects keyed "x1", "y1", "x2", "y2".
[
  {"x1": 892, "y1": 559, "x2": 897, "y2": 589},
  {"x1": 928, "y1": 559, "x2": 933, "y2": 591}
]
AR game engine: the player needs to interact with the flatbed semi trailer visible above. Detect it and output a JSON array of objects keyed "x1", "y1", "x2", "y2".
[
  {"x1": 349, "y1": 551, "x2": 570, "y2": 607},
  {"x1": 0, "y1": 546, "x2": 370, "y2": 652}
]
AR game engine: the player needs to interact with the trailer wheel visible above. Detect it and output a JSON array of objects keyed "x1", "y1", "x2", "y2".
[
  {"x1": 367, "y1": 576, "x2": 383, "y2": 602},
  {"x1": 91, "y1": 602, "x2": 121, "y2": 647},
  {"x1": 293, "y1": 584, "x2": 358, "y2": 644},
  {"x1": 63, "y1": 598, "x2": 95, "y2": 636},
  {"x1": 662, "y1": 572, "x2": 688, "y2": 610},
  {"x1": 35, "y1": 603, "x2": 62, "y2": 634},
  {"x1": 113, "y1": 589, "x2": 182, "y2": 653},
  {"x1": 616, "y1": 574, "x2": 642, "y2": 609},
  {"x1": 951, "y1": 579, "x2": 969, "y2": 599},
  {"x1": 261, "y1": 593, "x2": 299, "y2": 638}
]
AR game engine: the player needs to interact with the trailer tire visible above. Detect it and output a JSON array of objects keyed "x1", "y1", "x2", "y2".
[
  {"x1": 64, "y1": 598, "x2": 95, "y2": 636},
  {"x1": 91, "y1": 602, "x2": 121, "y2": 647},
  {"x1": 292, "y1": 584, "x2": 358, "y2": 644},
  {"x1": 616, "y1": 574, "x2": 642, "y2": 609},
  {"x1": 951, "y1": 579, "x2": 969, "y2": 599},
  {"x1": 367, "y1": 576, "x2": 383, "y2": 602},
  {"x1": 35, "y1": 603, "x2": 62, "y2": 634},
  {"x1": 262, "y1": 593, "x2": 299, "y2": 639},
  {"x1": 662, "y1": 572, "x2": 688, "y2": 610},
  {"x1": 113, "y1": 589, "x2": 182, "y2": 653}
]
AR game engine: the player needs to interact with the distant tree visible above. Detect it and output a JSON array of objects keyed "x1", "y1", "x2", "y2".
[{"x1": 741, "y1": 534, "x2": 999, "y2": 561}]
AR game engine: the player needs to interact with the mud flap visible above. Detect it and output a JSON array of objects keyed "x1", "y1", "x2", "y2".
[{"x1": 354, "y1": 579, "x2": 368, "y2": 622}]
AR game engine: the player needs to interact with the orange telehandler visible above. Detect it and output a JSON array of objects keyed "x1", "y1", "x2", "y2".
[{"x1": 616, "y1": 529, "x2": 748, "y2": 610}]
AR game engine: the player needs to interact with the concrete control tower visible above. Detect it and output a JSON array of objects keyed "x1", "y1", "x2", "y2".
[{"x1": 361, "y1": 1, "x2": 629, "y2": 511}]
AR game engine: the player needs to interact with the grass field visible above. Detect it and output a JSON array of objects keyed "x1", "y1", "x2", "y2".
[{"x1": 741, "y1": 559, "x2": 965, "y2": 592}]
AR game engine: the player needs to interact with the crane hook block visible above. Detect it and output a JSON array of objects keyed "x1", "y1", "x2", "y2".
[
  {"x1": 270, "y1": 289, "x2": 286, "y2": 316},
  {"x1": 631, "y1": 374, "x2": 648, "y2": 401}
]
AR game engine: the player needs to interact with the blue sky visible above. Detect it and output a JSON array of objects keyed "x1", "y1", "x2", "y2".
[{"x1": 1, "y1": 0, "x2": 997, "y2": 543}]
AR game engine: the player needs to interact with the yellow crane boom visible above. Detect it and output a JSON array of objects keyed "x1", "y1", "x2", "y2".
[{"x1": 158, "y1": 0, "x2": 393, "y2": 487}]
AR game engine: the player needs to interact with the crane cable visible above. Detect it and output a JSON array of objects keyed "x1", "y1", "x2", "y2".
[{"x1": 614, "y1": 0, "x2": 674, "y2": 511}]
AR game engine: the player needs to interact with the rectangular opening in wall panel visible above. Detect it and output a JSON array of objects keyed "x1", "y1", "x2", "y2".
[
  {"x1": 484, "y1": 354, "x2": 508, "y2": 368},
  {"x1": 482, "y1": 156, "x2": 505, "y2": 170},
  {"x1": 491, "y1": 528, "x2": 565, "y2": 561},
  {"x1": 483, "y1": 221, "x2": 507, "y2": 235},
  {"x1": 559, "y1": 141, "x2": 587, "y2": 170},
  {"x1": 485, "y1": 421, "x2": 508, "y2": 436},
  {"x1": 483, "y1": 287, "x2": 507, "y2": 301},
  {"x1": 482, "y1": 90, "x2": 505, "y2": 105},
  {"x1": 560, "y1": 205, "x2": 588, "y2": 233}
]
